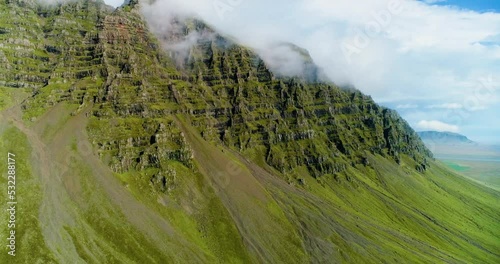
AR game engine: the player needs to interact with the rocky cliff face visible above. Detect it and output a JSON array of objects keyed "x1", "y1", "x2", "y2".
[{"x1": 3, "y1": 0, "x2": 432, "y2": 187}]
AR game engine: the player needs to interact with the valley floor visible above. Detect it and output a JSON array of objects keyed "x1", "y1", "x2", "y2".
[{"x1": 442, "y1": 157, "x2": 500, "y2": 191}]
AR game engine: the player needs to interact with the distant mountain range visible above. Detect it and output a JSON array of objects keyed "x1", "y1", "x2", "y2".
[
  {"x1": 417, "y1": 131, "x2": 476, "y2": 146},
  {"x1": 418, "y1": 131, "x2": 500, "y2": 158}
]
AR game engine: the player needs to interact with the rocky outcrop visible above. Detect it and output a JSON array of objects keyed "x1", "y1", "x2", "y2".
[{"x1": 4, "y1": 0, "x2": 433, "y2": 190}]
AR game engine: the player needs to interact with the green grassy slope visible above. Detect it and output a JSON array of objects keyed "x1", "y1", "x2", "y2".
[
  {"x1": 2, "y1": 92, "x2": 499, "y2": 263},
  {"x1": 0, "y1": 101, "x2": 252, "y2": 263},
  {"x1": 177, "y1": 117, "x2": 500, "y2": 263}
]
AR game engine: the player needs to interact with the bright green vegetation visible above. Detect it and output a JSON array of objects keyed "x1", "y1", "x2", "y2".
[
  {"x1": 0, "y1": 88, "x2": 28, "y2": 111},
  {"x1": 0, "y1": 0, "x2": 499, "y2": 263},
  {"x1": 445, "y1": 160, "x2": 471, "y2": 172},
  {"x1": 0, "y1": 126, "x2": 55, "y2": 263},
  {"x1": 0, "y1": 88, "x2": 13, "y2": 111}
]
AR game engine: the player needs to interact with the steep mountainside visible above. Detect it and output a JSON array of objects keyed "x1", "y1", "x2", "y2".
[{"x1": 1, "y1": 0, "x2": 499, "y2": 263}]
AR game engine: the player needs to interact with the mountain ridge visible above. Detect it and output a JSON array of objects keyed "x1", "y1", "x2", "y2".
[
  {"x1": 418, "y1": 131, "x2": 476, "y2": 145},
  {"x1": 0, "y1": 0, "x2": 499, "y2": 263}
]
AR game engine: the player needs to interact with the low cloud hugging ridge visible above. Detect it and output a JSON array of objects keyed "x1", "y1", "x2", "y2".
[{"x1": 417, "y1": 120, "x2": 460, "y2": 133}]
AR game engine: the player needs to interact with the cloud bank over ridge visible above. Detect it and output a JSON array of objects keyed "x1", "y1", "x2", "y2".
[{"x1": 121, "y1": 0, "x2": 500, "y2": 143}]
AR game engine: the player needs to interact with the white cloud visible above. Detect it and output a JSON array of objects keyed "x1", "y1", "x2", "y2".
[
  {"x1": 397, "y1": 104, "x2": 419, "y2": 109},
  {"x1": 138, "y1": 0, "x2": 500, "y2": 100},
  {"x1": 417, "y1": 120, "x2": 460, "y2": 132},
  {"x1": 426, "y1": 103, "x2": 463, "y2": 109},
  {"x1": 134, "y1": 0, "x2": 500, "y2": 141}
]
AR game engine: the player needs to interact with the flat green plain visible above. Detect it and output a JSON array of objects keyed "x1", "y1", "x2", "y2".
[{"x1": 443, "y1": 159, "x2": 500, "y2": 191}]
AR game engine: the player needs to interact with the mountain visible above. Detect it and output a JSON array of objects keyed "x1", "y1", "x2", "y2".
[
  {"x1": 417, "y1": 131, "x2": 500, "y2": 157},
  {"x1": 1, "y1": 0, "x2": 499, "y2": 263},
  {"x1": 418, "y1": 131, "x2": 476, "y2": 146}
]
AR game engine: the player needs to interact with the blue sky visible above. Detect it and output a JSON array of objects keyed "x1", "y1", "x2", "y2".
[
  {"x1": 420, "y1": 0, "x2": 500, "y2": 12},
  {"x1": 110, "y1": 0, "x2": 500, "y2": 144}
]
